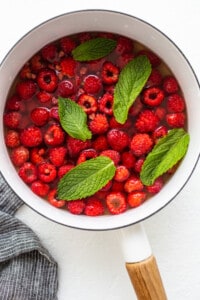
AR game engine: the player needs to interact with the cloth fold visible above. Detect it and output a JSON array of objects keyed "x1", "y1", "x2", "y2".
[{"x1": 0, "y1": 173, "x2": 58, "y2": 300}]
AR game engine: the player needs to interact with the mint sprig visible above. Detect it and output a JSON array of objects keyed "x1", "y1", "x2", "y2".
[
  {"x1": 72, "y1": 37, "x2": 117, "y2": 61},
  {"x1": 58, "y1": 97, "x2": 92, "y2": 141},
  {"x1": 58, "y1": 156, "x2": 116, "y2": 200},
  {"x1": 113, "y1": 55, "x2": 152, "y2": 124},
  {"x1": 140, "y1": 128, "x2": 190, "y2": 186}
]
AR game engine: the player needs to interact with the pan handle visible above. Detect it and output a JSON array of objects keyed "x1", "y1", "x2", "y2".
[{"x1": 120, "y1": 223, "x2": 167, "y2": 300}]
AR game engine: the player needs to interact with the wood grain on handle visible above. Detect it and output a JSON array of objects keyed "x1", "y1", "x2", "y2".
[{"x1": 126, "y1": 255, "x2": 167, "y2": 300}]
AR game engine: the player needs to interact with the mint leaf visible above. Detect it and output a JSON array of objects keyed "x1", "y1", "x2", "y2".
[
  {"x1": 58, "y1": 97, "x2": 92, "y2": 141},
  {"x1": 113, "y1": 55, "x2": 152, "y2": 124},
  {"x1": 58, "y1": 156, "x2": 116, "y2": 200},
  {"x1": 72, "y1": 37, "x2": 117, "y2": 61},
  {"x1": 140, "y1": 128, "x2": 190, "y2": 186}
]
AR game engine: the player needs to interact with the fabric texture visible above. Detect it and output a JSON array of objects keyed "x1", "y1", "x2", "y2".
[{"x1": 0, "y1": 173, "x2": 58, "y2": 300}]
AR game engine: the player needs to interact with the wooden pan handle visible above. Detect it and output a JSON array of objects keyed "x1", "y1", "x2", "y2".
[{"x1": 126, "y1": 255, "x2": 167, "y2": 300}]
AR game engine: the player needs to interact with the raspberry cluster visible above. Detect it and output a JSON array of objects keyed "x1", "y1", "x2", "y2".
[{"x1": 4, "y1": 31, "x2": 186, "y2": 216}]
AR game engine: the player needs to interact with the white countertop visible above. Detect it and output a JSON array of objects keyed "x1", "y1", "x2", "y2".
[{"x1": 1, "y1": 1, "x2": 200, "y2": 299}]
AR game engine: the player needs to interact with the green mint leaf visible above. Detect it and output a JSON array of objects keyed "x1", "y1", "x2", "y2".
[
  {"x1": 58, "y1": 97, "x2": 92, "y2": 141},
  {"x1": 72, "y1": 37, "x2": 117, "y2": 61},
  {"x1": 140, "y1": 128, "x2": 190, "y2": 186},
  {"x1": 113, "y1": 55, "x2": 152, "y2": 124},
  {"x1": 58, "y1": 156, "x2": 116, "y2": 200}
]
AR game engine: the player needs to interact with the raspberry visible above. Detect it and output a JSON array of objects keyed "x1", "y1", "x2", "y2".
[
  {"x1": 57, "y1": 164, "x2": 74, "y2": 179},
  {"x1": 49, "y1": 146, "x2": 67, "y2": 167},
  {"x1": 84, "y1": 197, "x2": 104, "y2": 216},
  {"x1": 117, "y1": 52, "x2": 134, "y2": 69},
  {"x1": 6, "y1": 95, "x2": 24, "y2": 111},
  {"x1": 163, "y1": 75, "x2": 179, "y2": 94},
  {"x1": 10, "y1": 146, "x2": 29, "y2": 167},
  {"x1": 92, "y1": 135, "x2": 108, "y2": 152},
  {"x1": 18, "y1": 162, "x2": 37, "y2": 184},
  {"x1": 134, "y1": 157, "x2": 145, "y2": 173},
  {"x1": 89, "y1": 113, "x2": 109, "y2": 134},
  {"x1": 109, "y1": 116, "x2": 131, "y2": 130},
  {"x1": 44, "y1": 123, "x2": 65, "y2": 146},
  {"x1": 146, "y1": 69, "x2": 162, "y2": 87},
  {"x1": 154, "y1": 107, "x2": 166, "y2": 120},
  {"x1": 38, "y1": 162, "x2": 57, "y2": 183},
  {"x1": 83, "y1": 75, "x2": 102, "y2": 94},
  {"x1": 138, "y1": 50, "x2": 161, "y2": 67},
  {"x1": 41, "y1": 43, "x2": 57, "y2": 61},
  {"x1": 77, "y1": 149, "x2": 97, "y2": 164},
  {"x1": 37, "y1": 68, "x2": 58, "y2": 92},
  {"x1": 67, "y1": 136, "x2": 91, "y2": 158},
  {"x1": 3, "y1": 111, "x2": 22, "y2": 129},
  {"x1": 166, "y1": 113, "x2": 185, "y2": 128},
  {"x1": 114, "y1": 165, "x2": 130, "y2": 182},
  {"x1": 111, "y1": 181, "x2": 124, "y2": 192},
  {"x1": 166, "y1": 94, "x2": 185, "y2": 112},
  {"x1": 30, "y1": 147, "x2": 46, "y2": 165},
  {"x1": 146, "y1": 177, "x2": 164, "y2": 194},
  {"x1": 49, "y1": 107, "x2": 59, "y2": 120},
  {"x1": 30, "y1": 54, "x2": 45, "y2": 72},
  {"x1": 100, "y1": 149, "x2": 120, "y2": 166},
  {"x1": 130, "y1": 133, "x2": 153, "y2": 156},
  {"x1": 16, "y1": 80, "x2": 37, "y2": 100},
  {"x1": 99, "y1": 180, "x2": 112, "y2": 192},
  {"x1": 121, "y1": 151, "x2": 136, "y2": 169},
  {"x1": 115, "y1": 36, "x2": 133, "y2": 55},
  {"x1": 67, "y1": 199, "x2": 86, "y2": 215},
  {"x1": 36, "y1": 91, "x2": 52, "y2": 103},
  {"x1": 77, "y1": 94, "x2": 97, "y2": 114},
  {"x1": 101, "y1": 61, "x2": 119, "y2": 84},
  {"x1": 47, "y1": 189, "x2": 65, "y2": 208},
  {"x1": 124, "y1": 175, "x2": 144, "y2": 193},
  {"x1": 5, "y1": 130, "x2": 20, "y2": 148},
  {"x1": 142, "y1": 87, "x2": 165, "y2": 107},
  {"x1": 57, "y1": 80, "x2": 75, "y2": 97},
  {"x1": 152, "y1": 125, "x2": 168, "y2": 142},
  {"x1": 106, "y1": 192, "x2": 127, "y2": 215},
  {"x1": 20, "y1": 125, "x2": 43, "y2": 147},
  {"x1": 60, "y1": 57, "x2": 77, "y2": 77},
  {"x1": 60, "y1": 36, "x2": 76, "y2": 54},
  {"x1": 135, "y1": 110, "x2": 160, "y2": 133},
  {"x1": 107, "y1": 129, "x2": 129, "y2": 152},
  {"x1": 99, "y1": 93, "x2": 113, "y2": 115},
  {"x1": 30, "y1": 107, "x2": 49, "y2": 126},
  {"x1": 31, "y1": 180, "x2": 50, "y2": 197},
  {"x1": 129, "y1": 97, "x2": 143, "y2": 117},
  {"x1": 127, "y1": 191, "x2": 146, "y2": 208}
]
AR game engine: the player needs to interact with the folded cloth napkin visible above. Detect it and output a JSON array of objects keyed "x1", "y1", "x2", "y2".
[{"x1": 0, "y1": 173, "x2": 58, "y2": 300}]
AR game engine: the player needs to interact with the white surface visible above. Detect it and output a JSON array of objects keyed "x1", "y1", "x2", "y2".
[{"x1": 1, "y1": 1, "x2": 200, "y2": 299}]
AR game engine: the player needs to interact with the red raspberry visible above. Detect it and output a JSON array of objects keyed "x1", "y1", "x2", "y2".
[
  {"x1": 92, "y1": 135, "x2": 108, "y2": 152},
  {"x1": 31, "y1": 180, "x2": 50, "y2": 197},
  {"x1": 60, "y1": 36, "x2": 76, "y2": 54},
  {"x1": 44, "y1": 124, "x2": 65, "y2": 146},
  {"x1": 138, "y1": 50, "x2": 161, "y2": 67},
  {"x1": 60, "y1": 57, "x2": 77, "y2": 77},
  {"x1": 87, "y1": 58, "x2": 105, "y2": 72},
  {"x1": 49, "y1": 107, "x2": 59, "y2": 120},
  {"x1": 101, "y1": 61, "x2": 119, "y2": 85},
  {"x1": 6, "y1": 95, "x2": 25, "y2": 111},
  {"x1": 30, "y1": 107, "x2": 49, "y2": 126},
  {"x1": 37, "y1": 68, "x2": 58, "y2": 92},
  {"x1": 121, "y1": 151, "x2": 136, "y2": 169},
  {"x1": 117, "y1": 52, "x2": 134, "y2": 69},
  {"x1": 57, "y1": 164, "x2": 74, "y2": 179},
  {"x1": 89, "y1": 113, "x2": 109, "y2": 134},
  {"x1": 10, "y1": 146, "x2": 29, "y2": 167},
  {"x1": 41, "y1": 43, "x2": 57, "y2": 61},
  {"x1": 146, "y1": 177, "x2": 164, "y2": 194},
  {"x1": 166, "y1": 113, "x2": 185, "y2": 128},
  {"x1": 146, "y1": 69, "x2": 162, "y2": 87},
  {"x1": 67, "y1": 136, "x2": 91, "y2": 157},
  {"x1": 77, "y1": 94, "x2": 98, "y2": 114},
  {"x1": 18, "y1": 162, "x2": 37, "y2": 184},
  {"x1": 130, "y1": 133, "x2": 153, "y2": 156},
  {"x1": 127, "y1": 191, "x2": 146, "y2": 208},
  {"x1": 3, "y1": 111, "x2": 22, "y2": 129},
  {"x1": 83, "y1": 75, "x2": 102, "y2": 94},
  {"x1": 99, "y1": 93, "x2": 113, "y2": 115},
  {"x1": 47, "y1": 189, "x2": 65, "y2": 208},
  {"x1": 5, "y1": 130, "x2": 20, "y2": 148},
  {"x1": 30, "y1": 147, "x2": 46, "y2": 165},
  {"x1": 16, "y1": 80, "x2": 37, "y2": 100},
  {"x1": 49, "y1": 146, "x2": 67, "y2": 167},
  {"x1": 134, "y1": 157, "x2": 145, "y2": 173},
  {"x1": 57, "y1": 80, "x2": 75, "y2": 97},
  {"x1": 109, "y1": 116, "x2": 132, "y2": 130},
  {"x1": 124, "y1": 175, "x2": 144, "y2": 193},
  {"x1": 115, "y1": 36, "x2": 133, "y2": 55},
  {"x1": 99, "y1": 180, "x2": 112, "y2": 192},
  {"x1": 106, "y1": 192, "x2": 127, "y2": 215},
  {"x1": 135, "y1": 110, "x2": 160, "y2": 133},
  {"x1": 152, "y1": 125, "x2": 168, "y2": 142},
  {"x1": 163, "y1": 75, "x2": 179, "y2": 94},
  {"x1": 36, "y1": 91, "x2": 52, "y2": 103},
  {"x1": 100, "y1": 149, "x2": 120, "y2": 166},
  {"x1": 129, "y1": 97, "x2": 143, "y2": 117},
  {"x1": 20, "y1": 125, "x2": 43, "y2": 147},
  {"x1": 38, "y1": 162, "x2": 57, "y2": 183},
  {"x1": 84, "y1": 197, "x2": 104, "y2": 216},
  {"x1": 77, "y1": 149, "x2": 97, "y2": 164},
  {"x1": 142, "y1": 87, "x2": 165, "y2": 107},
  {"x1": 154, "y1": 107, "x2": 166, "y2": 120},
  {"x1": 111, "y1": 181, "x2": 124, "y2": 192},
  {"x1": 30, "y1": 54, "x2": 45, "y2": 72},
  {"x1": 67, "y1": 199, "x2": 86, "y2": 215},
  {"x1": 166, "y1": 94, "x2": 185, "y2": 112},
  {"x1": 114, "y1": 165, "x2": 130, "y2": 182},
  {"x1": 107, "y1": 129, "x2": 129, "y2": 152}
]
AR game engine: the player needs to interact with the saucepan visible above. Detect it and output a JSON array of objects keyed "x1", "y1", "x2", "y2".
[{"x1": 0, "y1": 10, "x2": 200, "y2": 299}]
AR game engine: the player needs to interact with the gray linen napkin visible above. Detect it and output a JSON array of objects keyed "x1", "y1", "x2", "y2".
[{"x1": 0, "y1": 173, "x2": 58, "y2": 300}]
